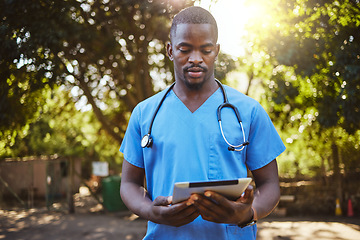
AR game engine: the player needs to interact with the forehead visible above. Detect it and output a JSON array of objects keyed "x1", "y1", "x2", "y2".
[{"x1": 172, "y1": 23, "x2": 217, "y2": 45}]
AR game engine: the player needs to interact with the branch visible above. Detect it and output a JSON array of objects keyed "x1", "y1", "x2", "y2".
[
  {"x1": 74, "y1": 72, "x2": 123, "y2": 145},
  {"x1": 245, "y1": 70, "x2": 254, "y2": 96}
]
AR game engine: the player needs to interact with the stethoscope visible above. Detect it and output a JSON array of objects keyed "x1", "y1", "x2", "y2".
[{"x1": 141, "y1": 79, "x2": 249, "y2": 151}]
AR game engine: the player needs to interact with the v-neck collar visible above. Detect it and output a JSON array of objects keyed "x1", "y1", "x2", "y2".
[{"x1": 170, "y1": 87, "x2": 222, "y2": 115}]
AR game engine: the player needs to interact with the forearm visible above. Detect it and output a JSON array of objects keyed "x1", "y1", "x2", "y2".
[
  {"x1": 120, "y1": 160, "x2": 202, "y2": 226},
  {"x1": 120, "y1": 181, "x2": 153, "y2": 219},
  {"x1": 120, "y1": 160, "x2": 154, "y2": 220},
  {"x1": 252, "y1": 180, "x2": 280, "y2": 220},
  {"x1": 251, "y1": 159, "x2": 281, "y2": 220},
  {"x1": 121, "y1": 180, "x2": 200, "y2": 227}
]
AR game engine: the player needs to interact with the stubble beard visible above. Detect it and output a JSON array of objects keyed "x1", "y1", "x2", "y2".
[
  {"x1": 182, "y1": 65, "x2": 208, "y2": 90},
  {"x1": 183, "y1": 76, "x2": 205, "y2": 90}
]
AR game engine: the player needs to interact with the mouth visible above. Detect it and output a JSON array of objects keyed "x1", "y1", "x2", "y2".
[{"x1": 185, "y1": 66, "x2": 207, "y2": 78}]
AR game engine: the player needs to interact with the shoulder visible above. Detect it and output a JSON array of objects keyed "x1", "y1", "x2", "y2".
[
  {"x1": 222, "y1": 84, "x2": 270, "y2": 122},
  {"x1": 126, "y1": 87, "x2": 171, "y2": 132},
  {"x1": 134, "y1": 87, "x2": 170, "y2": 113},
  {"x1": 223, "y1": 85, "x2": 260, "y2": 108}
]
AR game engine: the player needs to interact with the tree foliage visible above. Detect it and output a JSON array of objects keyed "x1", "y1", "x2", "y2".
[
  {"x1": 1, "y1": 0, "x2": 192, "y2": 154},
  {"x1": 0, "y1": 0, "x2": 237, "y2": 160},
  {"x1": 1, "y1": 0, "x2": 77, "y2": 146},
  {"x1": 239, "y1": 0, "x2": 360, "y2": 177},
  {"x1": 264, "y1": 0, "x2": 360, "y2": 134}
]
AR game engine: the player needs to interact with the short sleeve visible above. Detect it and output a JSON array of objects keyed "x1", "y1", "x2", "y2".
[
  {"x1": 119, "y1": 105, "x2": 144, "y2": 168},
  {"x1": 245, "y1": 103, "x2": 286, "y2": 171}
]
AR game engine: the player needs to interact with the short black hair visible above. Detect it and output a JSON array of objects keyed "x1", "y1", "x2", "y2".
[{"x1": 170, "y1": 6, "x2": 218, "y2": 42}]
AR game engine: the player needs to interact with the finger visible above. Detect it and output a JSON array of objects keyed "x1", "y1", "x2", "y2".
[
  {"x1": 167, "y1": 205, "x2": 200, "y2": 227},
  {"x1": 153, "y1": 197, "x2": 192, "y2": 216},
  {"x1": 243, "y1": 185, "x2": 254, "y2": 199},
  {"x1": 181, "y1": 205, "x2": 200, "y2": 220},
  {"x1": 204, "y1": 191, "x2": 232, "y2": 207},
  {"x1": 173, "y1": 210, "x2": 200, "y2": 227},
  {"x1": 162, "y1": 199, "x2": 194, "y2": 217},
  {"x1": 187, "y1": 210, "x2": 200, "y2": 222},
  {"x1": 238, "y1": 185, "x2": 254, "y2": 204},
  {"x1": 190, "y1": 193, "x2": 231, "y2": 222}
]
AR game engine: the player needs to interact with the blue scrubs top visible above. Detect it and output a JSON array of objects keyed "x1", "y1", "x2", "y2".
[{"x1": 120, "y1": 85, "x2": 286, "y2": 240}]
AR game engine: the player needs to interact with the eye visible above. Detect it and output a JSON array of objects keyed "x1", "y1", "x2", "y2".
[
  {"x1": 202, "y1": 48, "x2": 213, "y2": 54},
  {"x1": 179, "y1": 47, "x2": 190, "y2": 53}
]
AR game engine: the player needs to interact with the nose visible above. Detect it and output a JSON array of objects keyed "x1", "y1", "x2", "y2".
[{"x1": 188, "y1": 50, "x2": 203, "y2": 65}]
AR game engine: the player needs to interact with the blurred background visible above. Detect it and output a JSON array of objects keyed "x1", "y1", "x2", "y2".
[{"x1": 1, "y1": 0, "x2": 359, "y2": 225}]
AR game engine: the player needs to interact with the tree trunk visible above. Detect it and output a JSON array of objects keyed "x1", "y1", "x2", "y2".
[
  {"x1": 245, "y1": 71, "x2": 254, "y2": 96},
  {"x1": 332, "y1": 143, "x2": 342, "y2": 203},
  {"x1": 78, "y1": 76, "x2": 123, "y2": 145}
]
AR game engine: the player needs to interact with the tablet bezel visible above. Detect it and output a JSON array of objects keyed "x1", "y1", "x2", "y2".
[{"x1": 172, "y1": 178, "x2": 252, "y2": 204}]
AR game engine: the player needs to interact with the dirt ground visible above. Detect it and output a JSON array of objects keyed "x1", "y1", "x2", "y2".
[{"x1": 1, "y1": 189, "x2": 360, "y2": 240}]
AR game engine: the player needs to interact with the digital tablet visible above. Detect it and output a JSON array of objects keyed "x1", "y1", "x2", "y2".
[{"x1": 172, "y1": 178, "x2": 252, "y2": 204}]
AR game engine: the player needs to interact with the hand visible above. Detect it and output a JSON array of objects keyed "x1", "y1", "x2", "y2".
[
  {"x1": 187, "y1": 185, "x2": 254, "y2": 225},
  {"x1": 148, "y1": 196, "x2": 200, "y2": 227}
]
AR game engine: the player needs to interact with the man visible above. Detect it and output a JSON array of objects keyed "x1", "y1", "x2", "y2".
[{"x1": 120, "y1": 6, "x2": 285, "y2": 239}]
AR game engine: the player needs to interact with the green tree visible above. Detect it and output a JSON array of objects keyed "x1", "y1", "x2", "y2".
[
  {"x1": 242, "y1": 0, "x2": 360, "y2": 202},
  {"x1": 1, "y1": 0, "x2": 237, "y2": 161},
  {"x1": 235, "y1": 0, "x2": 360, "y2": 180},
  {"x1": 4, "y1": 85, "x2": 123, "y2": 175},
  {"x1": 0, "y1": 0, "x2": 80, "y2": 151},
  {"x1": 0, "y1": 0, "x2": 193, "y2": 156},
  {"x1": 265, "y1": 0, "x2": 360, "y2": 134}
]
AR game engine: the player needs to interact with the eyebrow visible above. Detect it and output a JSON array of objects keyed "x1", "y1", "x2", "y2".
[{"x1": 177, "y1": 42, "x2": 215, "y2": 48}]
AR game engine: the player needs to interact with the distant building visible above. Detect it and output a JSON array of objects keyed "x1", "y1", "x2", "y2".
[{"x1": 0, "y1": 155, "x2": 82, "y2": 208}]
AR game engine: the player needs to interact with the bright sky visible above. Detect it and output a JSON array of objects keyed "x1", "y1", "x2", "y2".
[{"x1": 195, "y1": 0, "x2": 269, "y2": 57}]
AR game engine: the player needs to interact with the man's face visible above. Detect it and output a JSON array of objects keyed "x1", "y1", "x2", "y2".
[{"x1": 167, "y1": 23, "x2": 219, "y2": 90}]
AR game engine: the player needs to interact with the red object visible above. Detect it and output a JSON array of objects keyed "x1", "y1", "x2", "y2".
[{"x1": 347, "y1": 199, "x2": 354, "y2": 217}]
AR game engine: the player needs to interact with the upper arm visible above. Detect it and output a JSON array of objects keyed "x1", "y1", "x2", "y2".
[
  {"x1": 120, "y1": 160, "x2": 145, "y2": 195},
  {"x1": 251, "y1": 159, "x2": 279, "y2": 190}
]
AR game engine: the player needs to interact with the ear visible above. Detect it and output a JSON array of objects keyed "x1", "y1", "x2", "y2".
[
  {"x1": 215, "y1": 43, "x2": 220, "y2": 60},
  {"x1": 167, "y1": 42, "x2": 174, "y2": 61}
]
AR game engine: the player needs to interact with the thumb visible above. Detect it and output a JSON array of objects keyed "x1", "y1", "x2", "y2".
[
  {"x1": 153, "y1": 196, "x2": 172, "y2": 206},
  {"x1": 238, "y1": 185, "x2": 254, "y2": 204}
]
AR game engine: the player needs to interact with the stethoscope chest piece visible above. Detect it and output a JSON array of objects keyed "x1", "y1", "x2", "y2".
[{"x1": 141, "y1": 134, "x2": 153, "y2": 148}]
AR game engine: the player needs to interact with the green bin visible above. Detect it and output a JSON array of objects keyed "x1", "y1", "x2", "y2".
[{"x1": 102, "y1": 175, "x2": 127, "y2": 212}]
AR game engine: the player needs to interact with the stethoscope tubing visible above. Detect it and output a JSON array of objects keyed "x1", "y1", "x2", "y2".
[
  {"x1": 216, "y1": 79, "x2": 249, "y2": 151},
  {"x1": 147, "y1": 82, "x2": 176, "y2": 136},
  {"x1": 141, "y1": 79, "x2": 249, "y2": 151}
]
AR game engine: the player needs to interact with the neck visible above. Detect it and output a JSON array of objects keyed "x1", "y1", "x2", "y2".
[{"x1": 173, "y1": 77, "x2": 219, "y2": 113}]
